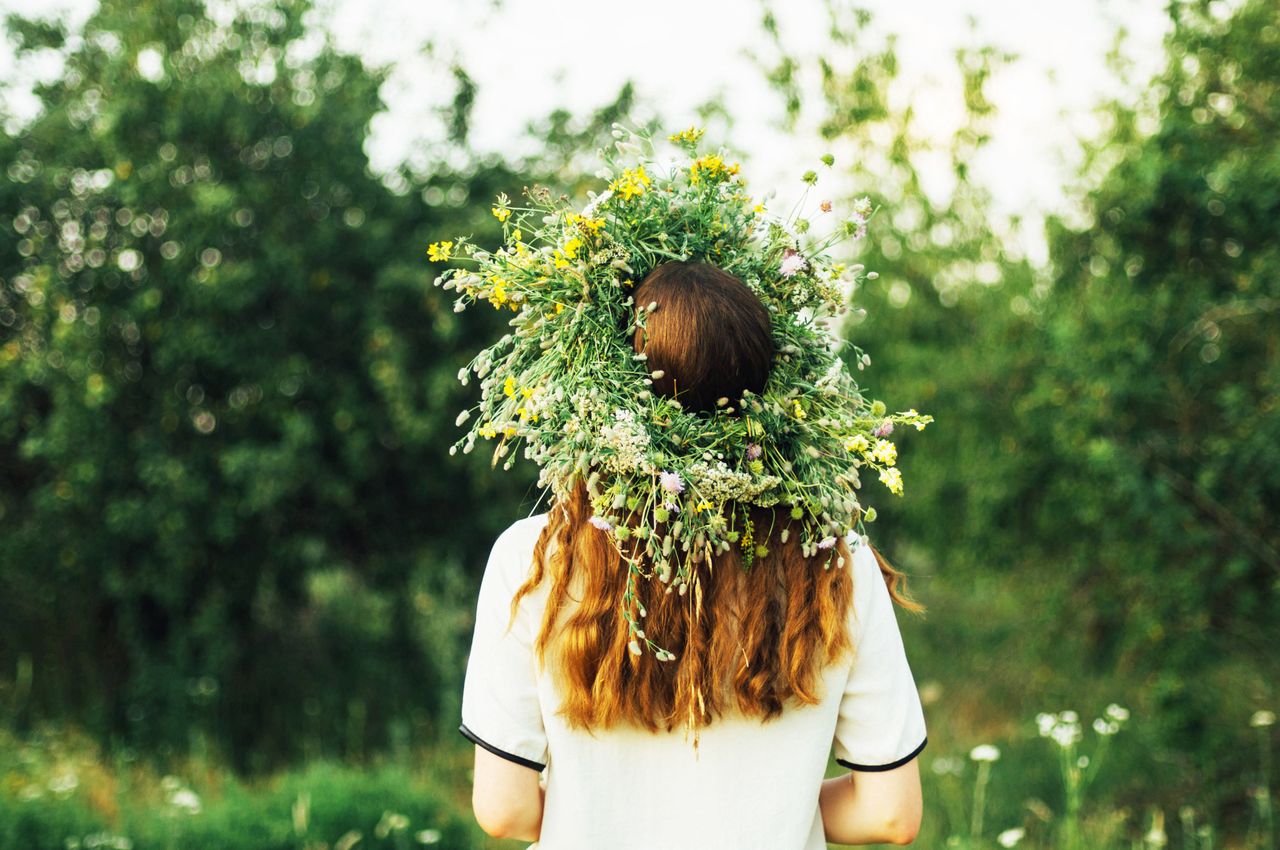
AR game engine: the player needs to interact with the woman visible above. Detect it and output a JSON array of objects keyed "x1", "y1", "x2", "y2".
[{"x1": 459, "y1": 261, "x2": 927, "y2": 848}]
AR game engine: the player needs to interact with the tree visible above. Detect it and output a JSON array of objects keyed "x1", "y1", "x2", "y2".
[
  {"x1": 0, "y1": 0, "x2": 616, "y2": 770},
  {"x1": 756, "y1": 0, "x2": 1279, "y2": 826}
]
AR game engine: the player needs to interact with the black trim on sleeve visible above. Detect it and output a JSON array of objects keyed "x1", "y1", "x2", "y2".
[
  {"x1": 837, "y1": 736, "x2": 928, "y2": 772},
  {"x1": 459, "y1": 723, "x2": 547, "y2": 771}
]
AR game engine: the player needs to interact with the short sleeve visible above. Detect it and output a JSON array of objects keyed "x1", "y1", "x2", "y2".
[
  {"x1": 832, "y1": 537, "x2": 928, "y2": 771},
  {"x1": 459, "y1": 521, "x2": 549, "y2": 772}
]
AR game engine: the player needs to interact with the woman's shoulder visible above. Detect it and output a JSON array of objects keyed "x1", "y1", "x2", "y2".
[
  {"x1": 494, "y1": 511, "x2": 551, "y2": 551},
  {"x1": 484, "y1": 512, "x2": 551, "y2": 584}
]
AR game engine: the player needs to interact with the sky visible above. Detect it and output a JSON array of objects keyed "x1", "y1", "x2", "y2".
[{"x1": 1, "y1": 0, "x2": 1173, "y2": 267}]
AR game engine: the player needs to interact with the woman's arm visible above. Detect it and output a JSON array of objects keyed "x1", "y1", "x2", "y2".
[
  {"x1": 819, "y1": 756, "x2": 922, "y2": 845},
  {"x1": 471, "y1": 746, "x2": 545, "y2": 842}
]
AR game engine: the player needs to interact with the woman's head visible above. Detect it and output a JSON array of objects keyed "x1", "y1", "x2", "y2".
[
  {"x1": 510, "y1": 260, "x2": 920, "y2": 733},
  {"x1": 632, "y1": 261, "x2": 774, "y2": 413}
]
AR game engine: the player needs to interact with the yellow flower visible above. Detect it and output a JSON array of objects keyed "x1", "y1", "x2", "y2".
[
  {"x1": 695, "y1": 501, "x2": 713, "y2": 513},
  {"x1": 566, "y1": 213, "x2": 604, "y2": 235},
  {"x1": 878, "y1": 467, "x2": 904, "y2": 496},
  {"x1": 503, "y1": 426, "x2": 517, "y2": 438},
  {"x1": 792, "y1": 399, "x2": 807, "y2": 420},
  {"x1": 479, "y1": 423, "x2": 498, "y2": 439},
  {"x1": 562, "y1": 237, "x2": 582, "y2": 260},
  {"x1": 872, "y1": 439, "x2": 897, "y2": 466},
  {"x1": 492, "y1": 206, "x2": 511, "y2": 222},
  {"x1": 489, "y1": 281, "x2": 509, "y2": 308},
  {"x1": 512, "y1": 228, "x2": 522, "y2": 243},
  {"x1": 520, "y1": 386, "x2": 534, "y2": 398},
  {"x1": 610, "y1": 166, "x2": 651, "y2": 201},
  {"x1": 554, "y1": 302, "x2": 565, "y2": 314},
  {"x1": 690, "y1": 155, "x2": 738, "y2": 185},
  {"x1": 503, "y1": 376, "x2": 516, "y2": 398},
  {"x1": 844, "y1": 434, "x2": 870, "y2": 453},
  {"x1": 427, "y1": 241, "x2": 453, "y2": 262},
  {"x1": 669, "y1": 126, "x2": 705, "y2": 145}
]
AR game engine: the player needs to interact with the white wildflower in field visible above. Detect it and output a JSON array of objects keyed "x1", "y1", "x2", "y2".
[
  {"x1": 931, "y1": 756, "x2": 964, "y2": 776},
  {"x1": 167, "y1": 788, "x2": 201, "y2": 814},
  {"x1": 1105, "y1": 703, "x2": 1130, "y2": 722},
  {"x1": 969, "y1": 744, "x2": 1001, "y2": 763},
  {"x1": 1038, "y1": 711, "x2": 1084, "y2": 748},
  {"x1": 1052, "y1": 721, "x2": 1083, "y2": 748},
  {"x1": 997, "y1": 827, "x2": 1026, "y2": 847},
  {"x1": 47, "y1": 769, "x2": 79, "y2": 796},
  {"x1": 1251, "y1": 709, "x2": 1276, "y2": 728}
]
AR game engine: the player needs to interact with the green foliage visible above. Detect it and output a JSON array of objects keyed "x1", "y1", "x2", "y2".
[
  {"x1": 0, "y1": 0, "x2": 566, "y2": 769},
  {"x1": 0, "y1": 727, "x2": 479, "y2": 849},
  {"x1": 759, "y1": 0, "x2": 1280, "y2": 837}
]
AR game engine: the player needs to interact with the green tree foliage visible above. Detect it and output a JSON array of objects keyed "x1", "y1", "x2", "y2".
[
  {"x1": 759, "y1": 0, "x2": 1278, "y2": 824},
  {"x1": 1027, "y1": 0, "x2": 1279, "y2": 778},
  {"x1": 0, "y1": 0, "x2": 629, "y2": 770}
]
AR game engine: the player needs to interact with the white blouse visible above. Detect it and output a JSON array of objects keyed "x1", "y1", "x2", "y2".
[{"x1": 460, "y1": 512, "x2": 928, "y2": 850}]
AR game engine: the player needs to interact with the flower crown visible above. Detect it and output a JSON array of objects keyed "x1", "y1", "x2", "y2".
[{"x1": 433, "y1": 123, "x2": 932, "y2": 661}]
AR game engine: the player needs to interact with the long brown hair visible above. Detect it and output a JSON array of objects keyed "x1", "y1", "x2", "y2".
[{"x1": 510, "y1": 261, "x2": 921, "y2": 732}]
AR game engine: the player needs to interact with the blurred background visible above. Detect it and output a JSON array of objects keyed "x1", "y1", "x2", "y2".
[{"x1": 0, "y1": 0, "x2": 1276, "y2": 847}]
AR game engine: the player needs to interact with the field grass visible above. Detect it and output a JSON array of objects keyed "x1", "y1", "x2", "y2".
[{"x1": 2, "y1": 708, "x2": 1274, "y2": 850}]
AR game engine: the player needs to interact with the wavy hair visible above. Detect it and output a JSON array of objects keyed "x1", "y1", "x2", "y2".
[{"x1": 509, "y1": 261, "x2": 922, "y2": 731}]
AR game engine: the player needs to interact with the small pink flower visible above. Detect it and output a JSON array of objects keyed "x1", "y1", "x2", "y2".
[
  {"x1": 745, "y1": 443, "x2": 762, "y2": 460},
  {"x1": 849, "y1": 212, "x2": 868, "y2": 240},
  {"x1": 659, "y1": 470, "x2": 685, "y2": 494},
  {"x1": 817, "y1": 536, "x2": 838, "y2": 550},
  {"x1": 589, "y1": 515, "x2": 613, "y2": 531},
  {"x1": 873, "y1": 419, "x2": 894, "y2": 437},
  {"x1": 780, "y1": 249, "x2": 806, "y2": 278}
]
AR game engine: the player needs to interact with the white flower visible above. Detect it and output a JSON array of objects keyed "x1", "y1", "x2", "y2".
[
  {"x1": 659, "y1": 470, "x2": 685, "y2": 494},
  {"x1": 1093, "y1": 718, "x2": 1120, "y2": 736},
  {"x1": 47, "y1": 769, "x2": 79, "y2": 796},
  {"x1": 930, "y1": 756, "x2": 964, "y2": 777},
  {"x1": 997, "y1": 827, "x2": 1025, "y2": 848},
  {"x1": 1036, "y1": 713, "x2": 1057, "y2": 737},
  {"x1": 1051, "y1": 721, "x2": 1083, "y2": 748},
  {"x1": 969, "y1": 744, "x2": 1000, "y2": 763},
  {"x1": 582, "y1": 189, "x2": 613, "y2": 217},
  {"x1": 416, "y1": 829, "x2": 443, "y2": 844},
  {"x1": 1105, "y1": 703, "x2": 1130, "y2": 722},
  {"x1": 780, "y1": 250, "x2": 806, "y2": 277},
  {"x1": 168, "y1": 788, "x2": 202, "y2": 814},
  {"x1": 1251, "y1": 710, "x2": 1276, "y2": 728},
  {"x1": 599, "y1": 408, "x2": 652, "y2": 474}
]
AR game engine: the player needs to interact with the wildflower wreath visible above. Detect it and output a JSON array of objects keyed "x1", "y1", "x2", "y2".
[{"x1": 432, "y1": 123, "x2": 932, "y2": 660}]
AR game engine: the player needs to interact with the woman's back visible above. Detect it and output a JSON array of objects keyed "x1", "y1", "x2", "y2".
[{"x1": 461, "y1": 513, "x2": 928, "y2": 850}]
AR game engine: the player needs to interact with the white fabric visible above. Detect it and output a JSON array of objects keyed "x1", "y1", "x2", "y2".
[{"x1": 460, "y1": 512, "x2": 928, "y2": 850}]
